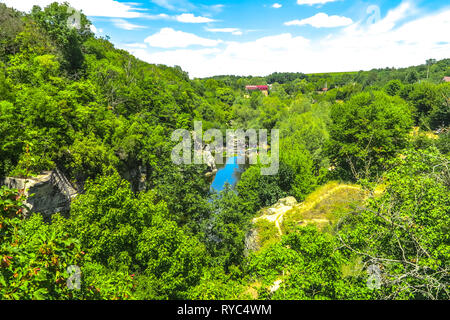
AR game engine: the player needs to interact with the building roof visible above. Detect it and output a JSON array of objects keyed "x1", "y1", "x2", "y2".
[
  {"x1": 443, "y1": 76, "x2": 450, "y2": 82},
  {"x1": 246, "y1": 85, "x2": 269, "y2": 91}
]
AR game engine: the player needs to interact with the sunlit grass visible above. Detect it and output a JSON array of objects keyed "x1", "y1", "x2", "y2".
[
  {"x1": 282, "y1": 182, "x2": 366, "y2": 234},
  {"x1": 254, "y1": 219, "x2": 281, "y2": 250}
]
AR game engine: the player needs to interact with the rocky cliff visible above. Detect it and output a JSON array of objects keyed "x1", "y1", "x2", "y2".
[{"x1": 0, "y1": 168, "x2": 77, "y2": 219}]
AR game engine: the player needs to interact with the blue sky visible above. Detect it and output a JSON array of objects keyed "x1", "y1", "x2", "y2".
[{"x1": 2, "y1": 0, "x2": 450, "y2": 77}]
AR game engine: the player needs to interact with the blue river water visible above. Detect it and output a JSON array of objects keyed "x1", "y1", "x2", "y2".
[{"x1": 210, "y1": 156, "x2": 247, "y2": 192}]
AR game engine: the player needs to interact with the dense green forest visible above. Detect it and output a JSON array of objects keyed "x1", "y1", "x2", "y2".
[{"x1": 0, "y1": 3, "x2": 449, "y2": 300}]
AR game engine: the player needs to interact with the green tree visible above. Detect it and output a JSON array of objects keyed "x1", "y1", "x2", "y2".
[
  {"x1": 407, "y1": 82, "x2": 443, "y2": 127},
  {"x1": 0, "y1": 4, "x2": 24, "y2": 62},
  {"x1": 247, "y1": 226, "x2": 372, "y2": 300},
  {"x1": 70, "y1": 171, "x2": 207, "y2": 299},
  {"x1": 405, "y1": 70, "x2": 419, "y2": 84},
  {"x1": 328, "y1": 91, "x2": 413, "y2": 181},
  {"x1": 337, "y1": 148, "x2": 449, "y2": 299},
  {"x1": 202, "y1": 185, "x2": 251, "y2": 270},
  {"x1": 216, "y1": 87, "x2": 235, "y2": 107},
  {"x1": 237, "y1": 162, "x2": 295, "y2": 213},
  {"x1": 0, "y1": 101, "x2": 23, "y2": 176},
  {"x1": 31, "y1": 2, "x2": 93, "y2": 72},
  {"x1": 426, "y1": 59, "x2": 437, "y2": 79},
  {"x1": 384, "y1": 79, "x2": 403, "y2": 96},
  {"x1": 0, "y1": 186, "x2": 132, "y2": 300}
]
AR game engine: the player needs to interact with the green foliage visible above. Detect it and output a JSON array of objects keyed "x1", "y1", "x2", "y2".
[
  {"x1": 247, "y1": 226, "x2": 372, "y2": 300},
  {"x1": 328, "y1": 91, "x2": 413, "y2": 180},
  {"x1": 237, "y1": 162, "x2": 295, "y2": 213},
  {"x1": 337, "y1": 148, "x2": 449, "y2": 299},
  {"x1": 30, "y1": 2, "x2": 92, "y2": 72},
  {"x1": 70, "y1": 171, "x2": 207, "y2": 299},
  {"x1": 1, "y1": 211, "x2": 83, "y2": 299},
  {"x1": 0, "y1": 101, "x2": 22, "y2": 176},
  {"x1": 216, "y1": 87, "x2": 235, "y2": 106},
  {"x1": 406, "y1": 82, "x2": 447, "y2": 128},
  {"x1": 188, "y1": 266, "x2": 247, "y2": 300},
  {"x1": 134, "y1": 224, "x2": 206, "y2": 299},
  {"x1": 405, "y1": 70, "x2": 419, "y2": 84},
  {"x1": 0, "y1": 4, "x2": 24, "y2": 62},
  {"x1": 436, "y1": 131, "x2": 450, "y2": 155},
  {"x1": 266, "y1": 72, "x2": 307, "y2": 84},
  {"x1": 69, "y1": 171, "x2": 164, "y2": 268},
  {"x1": 65, "y1": 133, "x2": 119, "y2": 184},
  {"x1": 384, "y1": 79, "x2": 403, "y2": 96},
  {"x1": 154, "y1": 163, "x2": 211, "y2": 231},
  {"x1": 335, "y1": 83, "x2": 363, "y2": 100},
  {"x1": 202, "y1": 185, "x2": 251, "y2": 270},
  {"x1": 279, "y1": 140, "x2": 316, "y2": 201},
  {"x1": 0, "y1": 186, "x2": 133, "y2": 300}
]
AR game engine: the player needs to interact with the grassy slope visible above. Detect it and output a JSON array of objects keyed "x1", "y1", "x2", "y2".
[{"x1": 252, "y1": 182, "x2": 369, "y2": 251}]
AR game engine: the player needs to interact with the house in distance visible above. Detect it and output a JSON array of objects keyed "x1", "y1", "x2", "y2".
[{"x1": 245, "y1": 85, "x2": 269, "y2": 97}]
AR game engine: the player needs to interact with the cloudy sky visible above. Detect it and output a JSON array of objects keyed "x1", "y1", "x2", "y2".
[{"x1": 1, "y1": 0, "x2": 449, "y2": 78}]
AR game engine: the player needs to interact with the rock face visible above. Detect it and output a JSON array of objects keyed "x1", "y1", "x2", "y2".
[
  {"x1": 0, "y1": 168, "x2": 77, "y2": 219},
  {"x1": 245, "y1": 197, "x2": 298, "y2": 256},
  {"x1": 204, "y1": 145, "x2": 217, "y2": 171},
  {"x1": 278, "y1": 196, "x2": 298, "y2": 207},
  {"x1": 244, "y1": 229, "x2": 260, "y2": 255},
  {"x1": 203, "y1": 145, "x2": 219, "y2": 178},
  {"x1": 122, "y1": 165, "x2": 148, "y2": 192}
]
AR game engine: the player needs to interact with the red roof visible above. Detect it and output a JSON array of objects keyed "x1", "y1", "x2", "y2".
[
  {"x1": 246, "y1": 85, "x2": 269, "y2": 91},
  {"x1": 443, "y1": 76, "x2": 450, "y2": 82}
]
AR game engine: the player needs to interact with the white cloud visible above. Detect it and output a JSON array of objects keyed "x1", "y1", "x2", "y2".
[
  {"x1": 296, "y1": 0, "x2": 339, "y2": 5},
  {"x1": 90, "y1": 25, "x2": 104, "y2": 34},
  {"x1": 131, "y1": 47, "x2": 221, "y2": 71},
  {"x1": 176, "y1": 13, "x2": 215, "y2": 23},
  {"x1": 0, "y1": 1, "x2": 217, "y2": 25},
  {"x1": 272, "y1": 3, "x2": 282, "y2": 9},
  {"x1": 133, "y1": 33, "x2": 311, "y2": 77},
  {"x1": 205, "y1": 4, "x2": 225, "y2": 13},
  {"x1": 367, "y1": 2, "x2": 413, "y2": 34},
  {"x1": 144, "y1": 28, "x2": 222, "y2": 48},
  {"x1": 0, "y1": 0, "x2": 144, "y2": 18},
  {"x1": 130, "y1": 2, "x2": 450, "y2": 79},
  {"x1": 151, "y1": 0, "x2": 195, "y2": 12},
  {"x1": 318, "y1": 5, "x2": 450, "y2": 72},
  {"x1": 206, "y1": 28, "x2": 243, "y2": 36},
  {"x1": 12, "y1": 1, "x2": 447, "y2": 79},
  {"x1": 112, "y1": 19, "x2": 147, "y2": 30},
  {"x1": 144, "y1": 13, "x2": 171, "y2": 20},
  {"x1": 285, "y1": 13, "x2": 353, "y2": 28}
]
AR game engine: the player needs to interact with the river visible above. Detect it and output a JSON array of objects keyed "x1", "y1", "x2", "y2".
[{"x1": 210, "y1": 156, "x2": 248, "y2": 192}]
